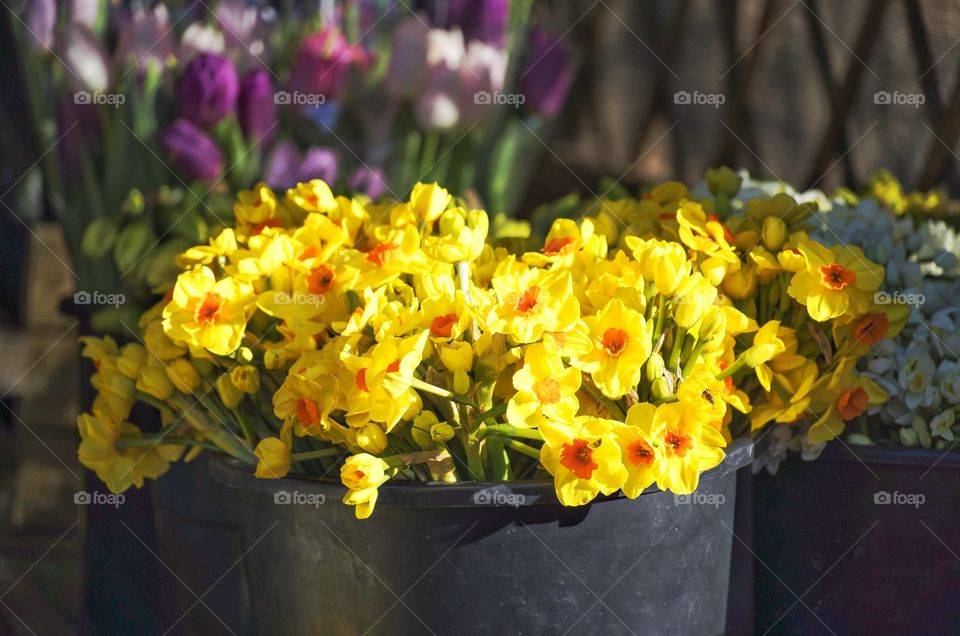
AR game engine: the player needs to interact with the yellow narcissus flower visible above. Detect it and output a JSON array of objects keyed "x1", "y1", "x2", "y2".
[
  {"x1": 254, "y1": 431, "x2": 292, "y2": 479},
  {"x1": 341, "y1": 454, "x2": 391, "y2": 519},
  {"x1": 749, "y1": 359, "x2": 820, "y2": 431},
  {"x1": 273, "y1": 352, "x2": 342, "y2": 437},
  {"x1": 230, "y1": 365, "x2": 260, "y2": 394},
  {"x1": 77, "y1": 413, "x2": 170, "y2": 493},
  {"x1": 539, "y1": 416, "x2": 628, "y2": 506},
  {"x1": 177, "y1": 228, "x2": 239, "y2": 268},
  {"x1": 165, "y1": 357, "x2": 202, "y2": 394},
  {"x1": 572, "y1": 299, "x2": 652, "y2": 399},
  {"x1": 649, "y1": 403, "x2": 726, "y2": 494},
  {"x1": 614, "y1": 403, "x2": 662, "y2": 498},
  {"x1": 744, "y1": 320, "x2": 788, "y2": 391},
  {"x1": 286, "y1": 179, "x2": 336, "y2": 214},
  {"x1": 116, "y1": 343, "x2": 147, "y2": 380},
  {"x1": 137, "y1": 365, "x2": 176, "y2": 401},
  {"x1": 506, "y1": 343, "x2": 581, "y2": 428},
  {"x1": 626, "y1": 236, "x2": 690, "y2": 295},
  {"x1": 234, "y1": 182, "x2": 278, "y2": 235},
  {"x1": 408, "y1": 182, "x2": 452, "y2": 223},
  {"x1": 163, "y1": 266, "x2": 255, "y2": 356},
  {"x1": 343, "y1": 331, "x2": 430, "y2": 431},
  {"x1": 675, "y1": 200, "x2": 740, "y2": 284},
  {"x1": 807, "y1": 357, "x2": 888, "y2": 443},
  {"x1": 423, "y1": 208, "x2": 488, "y2": 263},
  {"x1": 523, "y1": 218, "x2": 595, "y2": 268},
  {"x1": 787, "y1": 240, "x2": 883, "y2": 321},
  {"x1": 673, "y1": 272, "x2": 718, "y2": 329},
  {"x1": 487, "y1": 265, "x2": 580, "y2": 343}
]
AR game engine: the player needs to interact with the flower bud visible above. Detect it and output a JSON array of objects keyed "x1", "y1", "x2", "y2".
[
  {"x1": 912, "y1": 416, "x2": 932, "y2": 449},
  {"x1": 145, "y1": 321, "x2": 187, "y2": 360},
  {"x1": 216, "y1": 373, "x2": 243, "y2": 408},
  {"x1": 650, "y1": 376, "x2": 673, "y2": 401},
  {"x1": 721, "y1": 266, "x2": 757, "y2": 300},
  {"x1": 166, "y1": 358, "x2": 202, "y2": 394},
  {"x1": 439, "y1": 208, "x2": 466, "y2": 235},
  {"x1": 356, "y1": 424, "x2": 389, "y2": 454},
  {"x1": 254, "y1": 437, "x2": 291, "y2": 479},
  {"x1": 117, "y1": 344, "x2": 148, "y2": 380},
  {"x1": 706, "y1": 166, "x2": 741, "y2": 197},
  {"x1": 645, "y1": 352, "x2": 665, "y2": 384},
  {"x1": 230, "y1": 365, "x2": 260, "y2": 394},
  {"x1": 137, "y1": 366, "x2": 175, "y2": 401},
  {"x1": 430, "y1": 422, "x2": 456, "y2": 442},
  {"x1": 899, "y1": 427, "x2": 919, "y2": 448},
  {"x1": 439, "y1": 341, "x2": 474, "y2": 372},
  {"x1": 410, "y1": 182, "x2": 452, "y2": 223},
  {"x1": 762, "y1": 216, "x2": 788, "y2": 251},
  {"x1": 178, "y1": 52, "x2": 239, "y2": 127},
  {"x1": 162, "y1": 119, "x2": 224, "y2": 182}
]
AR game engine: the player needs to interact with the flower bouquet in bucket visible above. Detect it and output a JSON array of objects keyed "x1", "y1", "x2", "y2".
[{"x1": 76, "y1": 168, "x2": 893, "y2": 519}]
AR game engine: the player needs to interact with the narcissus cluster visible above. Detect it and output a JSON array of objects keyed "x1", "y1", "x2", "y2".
[{"x1": 77, "y1": 169, "x2": 895, "y2": 518}]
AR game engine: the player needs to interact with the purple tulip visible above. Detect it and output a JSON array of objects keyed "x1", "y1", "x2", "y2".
[
  {"x1": 518, "y1": 28, "x2": 572, "y2": 117},
  {"x1": 348, "y1": 166, "x2": 388, "y2": 200},
  {"x1": 297, "y1": 148, "x2": 339, "y2": 184},
  {"x1": 162, "y1": 119, "x2": 224, "y2": 181},
  {"x1": 238, "y1": 70, "x2": 276, "y2": 141},
  {"x1": 24, "y1": 0, "x2": 56, "y2": 50},
  {"x1": 384, "y1": 16, "x2": 430, "y2": 97},
  {"x1": 178, "y1": 52, "x2": 239, "y2": 127},
  {"x1": 288, "y1": 27, "x2": 367, "y2": 102},
  {"x1": 57, "y1": 95, "x2": 101, "y2": 183},
  {"x1": 263, "y1": 142, "x2": 338, "y2": 190},
  {"x1": 428, "y1": 0, "x2": 509, "y2": 45}
]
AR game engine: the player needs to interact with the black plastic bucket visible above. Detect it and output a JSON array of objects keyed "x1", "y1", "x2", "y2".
[
  {"x1": 210, "y1": 439, "x2": 752, "y2": 636},
  {"x1": 754, "y1": 443, "x2": 960, "y2": 634},
  {"x1": 152, "y1": 455, "x2": 254, "y2": 634}
]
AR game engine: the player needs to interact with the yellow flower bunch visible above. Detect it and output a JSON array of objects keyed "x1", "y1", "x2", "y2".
[{"x1": 75, "y1": 170, "x2": 894, "y2": 518}]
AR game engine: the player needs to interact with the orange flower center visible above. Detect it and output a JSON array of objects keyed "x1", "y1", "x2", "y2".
[
  {"x1": 515, "y1": 286, "x2": 540, "y2": 313},
  {"x1": 355, "y1": 470, "x2": 366, "y2": 480},
  {"x1": 542, "y1": 236, "x2": 576, "y2": 256},
  {"x1": 251, "y1": 218, "x2": 282, "y2": 235},
  {"x1": 355, "y1": 368, "x2": 369, "y2": 392},
  {"x1": 535, "y1": 378, "x2": 562, "y2": 404},
  {"x1": 366, "y1": 242, "x2": 397, "y2": 267},
  {"x1": 430, "y1": 313, "x2": 458, "y2": 338},
  {"x1": 295, "y1": 398, "x2": 322, "y2": 428},
  {"x1": 299, "y1": 245, "x2": 319, "y2": 260},
  {"x1": 602, "y1": 328, "x2": 629, "y2": 356},
  {"x1": 820, "y1": 263, "x2": 857, "y2": 290},
  {"x1": 195, "y1": 292, "x2": 223, "y2": 325},
  {"x1": 854, "y1": 313, "x2": 889, "y2": 347},
  {"x1": 627, "y1": 440, "x2": 655, "y2": 467},
  {"x1": 663, "y1": 429, "x2": 693, "y2": 457},
  {"x1": 386, "y1": 359, "x2": 401, "y2": 374},
  {"x1": 837, "y1": 386, "x2": 869, "y2": 421},
  {"x1": 559, "y1": 438, "x2": 599, "y2": 479},
  {"x1": 718, "y1": 361, "x2": 734, "y2": 392},
  {"x1": 307, "y1": 264, "x2": 336, "y2": 295}
]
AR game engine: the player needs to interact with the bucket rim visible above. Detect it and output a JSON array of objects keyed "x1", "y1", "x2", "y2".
[{"x1": 208, "y1": 438, "x2": 753, "y2": 507}]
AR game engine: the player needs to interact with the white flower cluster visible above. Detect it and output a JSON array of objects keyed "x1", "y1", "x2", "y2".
[{"x1": 737, "y1": 171, "x2": 960, "y2": 473}]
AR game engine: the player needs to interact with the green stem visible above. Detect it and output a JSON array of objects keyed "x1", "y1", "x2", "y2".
[
  {"x1": 117, "y1": 436, "x2": 220, "y2": 451},
  {"x1": 717, "y1": 357, "x2": 748, "y2": 381},
  {"x1": 411, "y1": 378, "x2": 477, "y2": 408},
  {"x1": 580, "y1": 380, "x2": 626, "y2": 421},
  {"x1": 477, "y1": 424, "x2": 544, "y2": 441},
  {"x1": 173, "y1": 396, "x2": 257, "y2": 464},
  {"x1": 682, "y1": 337, "x2": 709, "y2": 377},
  {"x1": 486, "y1": 438, "x2": 510, "y2": 480},
  {"x1": 291, "y1": 448, "x2": 345, "y2": 462},
  {"x1": 475, "y1": 402, "x2": 508, "y2": 424},
  {"x1": 493, "y1": 436, "x2": 542, "y2": 461},
  {"x1": 417, "y1": 130, "x2": 440, "y2": 181},
  {"x1": 652, "y1": 394, "x2": 679, "y2": 406},
  {"x1": 234, "y1": 407, "x2": 258, "y2": 447},
  {"x1": 668, "y1": 326, "x2": 687, "y2": 372},
  {"x1": 135, "y1": 391, "x2": 175, "y2": 416},
  {"x1": 653, "y1": 295, "x2": 668, "y2": 343}
]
